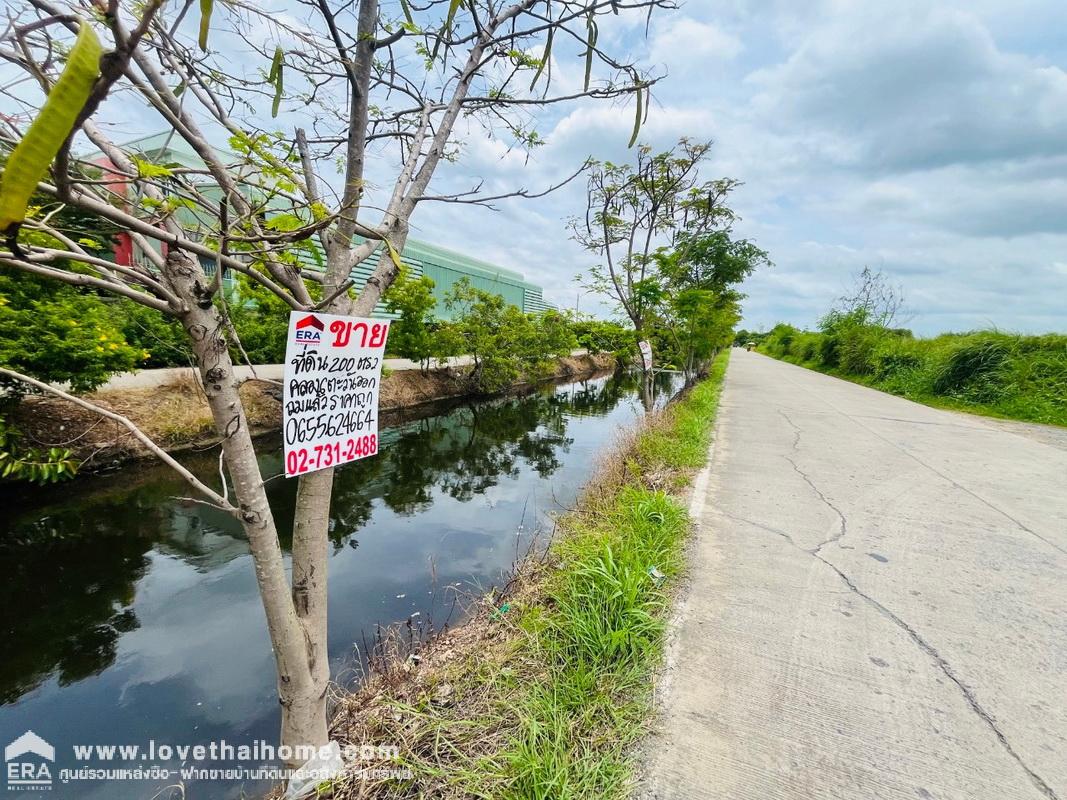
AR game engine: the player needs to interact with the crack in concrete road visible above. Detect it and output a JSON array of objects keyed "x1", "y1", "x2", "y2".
[
  {"x1": 778, "y1": 410, "x2": 847, "y2": 554},
  {"x1": 644, "y1": 352, "x2": 1066, "y2": 800},
  {"x1": 816, "y1": 555, "x2": 1062, "y2": 800},
  {"x1": 723, "y1": 507, "x2": 1061, "y2": 800},
  {"x1": 777, "y1": 373, "x2": 1067, "y2": 559}
]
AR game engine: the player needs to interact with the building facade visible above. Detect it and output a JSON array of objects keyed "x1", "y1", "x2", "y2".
[{"x1": 89, "y1": 133, "x2": 553, "y2": 319}]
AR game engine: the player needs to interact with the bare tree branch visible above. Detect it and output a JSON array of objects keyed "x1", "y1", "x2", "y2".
[{"x1": 0, "y1": 366, "x2": 236, "y2": 512}]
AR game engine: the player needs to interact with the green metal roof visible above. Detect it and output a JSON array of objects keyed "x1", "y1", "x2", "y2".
[
  {"x1": 398, "y1": 239, "x2": 532, "y2": 288},
  {"x1": 84, "y1": 131, "x2": 208, "y2": 169},
  {"x1": 85, "y1": 134, "x2": 540, "y2": 288}
]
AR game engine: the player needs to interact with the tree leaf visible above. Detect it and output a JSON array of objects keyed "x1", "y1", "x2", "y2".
[
  {"x1": 0, "y1": 22, "x2": 103, "y2": 233},
  {"x1": 445, "y1": 0, "x2": 463, "y2": 29},
  {"x1": 198, "y1": 0, "x2": 213, "y2": 51},
  {"x1": 132, "y1": 155, "x2": 174, "y2": 178},
  {"x1": 384, "y1": 238, "x2": 405, "y2": 272}
]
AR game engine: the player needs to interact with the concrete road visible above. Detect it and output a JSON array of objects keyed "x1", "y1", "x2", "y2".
[{"x1": 640, "y1": 349, "x2": 1067, "y2": 800}]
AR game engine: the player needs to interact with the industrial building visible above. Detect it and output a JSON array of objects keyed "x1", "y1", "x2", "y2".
[{"x1": 89, "y1": 133, "x2": 552, "y2": 319}]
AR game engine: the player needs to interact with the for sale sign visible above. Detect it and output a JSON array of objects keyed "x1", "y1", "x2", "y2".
[
  {"x1": 638, "y1": 340, "x2": 653, "y2": 372},
  {"x1": 282, "y1": 311, "x2": 390, "y2": 478}
]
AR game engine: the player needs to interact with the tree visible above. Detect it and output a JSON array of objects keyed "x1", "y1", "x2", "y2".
[
  {"x1": 572, "y1": 140, "x2": 766, "y2": 396},
  {"x1": 815, "y1": 267, "x2": 907, "y2": 373},
  {"x1": 653, "y1": 288, "x2": 741, "y2": 379},
  {"x1": 827, "y1": 266, "x2": 906, "y2": 329},
  {"x1": 0, "y1": 0, "x2": 672, "y2": 767},
  {"x1": 653, "y1": 229, "x2": 768, "y2": 380},
  {"x1": 571, "y1": 139, "x2": 741, "y2": 405},
  {"x1": 571, "y1": 316, "x2": 635, "y2": 358},
  {"x1": 383, "y1": 267, "x2": 436, "y2": 368}
]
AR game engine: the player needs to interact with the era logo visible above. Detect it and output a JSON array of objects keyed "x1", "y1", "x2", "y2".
[
  {"x1": 293, "y1": 314, "x2": 325, "y2": 345},
  {"x1": 5, "y1": 731, "x2": 54, "y2": 790}
]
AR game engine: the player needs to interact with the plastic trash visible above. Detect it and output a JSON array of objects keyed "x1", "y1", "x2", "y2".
[
  {"x1": 283, "y1": 741, "x2": 344, "y2": 799},
  {"x1": 647, "y1": 566, "x2": 666, "y2": 587}
]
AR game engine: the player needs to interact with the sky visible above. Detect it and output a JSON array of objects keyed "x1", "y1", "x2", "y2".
[
  {"x1": 11, "y1": 0, "x2": 1067, "y2": 336},
  {"x1": 403, "y1": 0, "x2": 1067, "y2": 335}
]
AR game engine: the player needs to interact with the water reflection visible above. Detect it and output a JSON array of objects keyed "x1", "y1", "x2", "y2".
[{"x1": 0, "y1": 369, "x2": 676, "y2": 799}]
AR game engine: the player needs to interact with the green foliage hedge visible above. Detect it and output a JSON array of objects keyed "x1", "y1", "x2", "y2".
[{"x1": 760, "y1": 323, "x2": 1067, "y2": 426}]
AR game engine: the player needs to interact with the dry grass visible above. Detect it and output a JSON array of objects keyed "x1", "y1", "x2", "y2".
[{"x1": 11, "y1": 354, "x2": 616, "y2": 474}]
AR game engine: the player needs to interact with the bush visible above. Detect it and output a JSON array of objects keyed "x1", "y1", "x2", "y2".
[
  {"x1": 117, "y1": 299, "x2": 192, "y2": 368},
  {"x1": 572, "y1": 318, "x2": 635, "y2": 360},
  {"x1": 444, "y1": 280, "x2": 578, "y2": 393},
  {"x1": 0, "y1": 272, "x2": 144, "y2": 393},
  {"x1": 762, "y1": 324, "x2": 1067, "y2": 427},
  {"x1": 931, "y1": 332, "x2": 1015, "y2": 400},
  {"x1": 761, "y1": 323, "x2": 799, "y2": 358},
  {"x1": 383, "y1": 268, "x2": 437, "y2": 365},
  {"x1": 836, "y1": 325, "x2": 883, "y2": 375},
  {"x1": 795, "y1": 332, "x2": 821, "y2": 363}
]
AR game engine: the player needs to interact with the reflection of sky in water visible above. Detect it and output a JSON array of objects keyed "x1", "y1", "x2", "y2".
[{"x1": 0, "y1": 372, "x2": 675, "y2": 799}]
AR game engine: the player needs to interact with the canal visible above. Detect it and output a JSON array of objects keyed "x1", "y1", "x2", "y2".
[{"x1": 0, "y1": 370, "x2": 678, "y2": 799}]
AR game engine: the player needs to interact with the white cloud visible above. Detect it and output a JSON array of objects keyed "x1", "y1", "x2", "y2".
[
  {"x1": 746, "y1": 5, "x2": 1067, "y2": 172},
  {"x1": 649, "y1": 19, "x2": 743, "y2": 70},
  {"x1": 30, "y1": 0, "x2": 1067, "y2": 336}
]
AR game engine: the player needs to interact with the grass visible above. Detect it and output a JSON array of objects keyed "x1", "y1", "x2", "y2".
[
  {"x1": 759, "y1": 326, "x2": 1067, "y2": 428},
  {"x1": 327, "y1": 352, "x2": 730, "y2": 799}
]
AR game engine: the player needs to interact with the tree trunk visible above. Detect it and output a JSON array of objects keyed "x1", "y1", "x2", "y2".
[
  {"x1": 634, "y1": 326, "x2": 654, "y2": 413},
  {"x1": 163, "y1": 250, "x2": 326, "y2": 765},
  {"x1": 289, "y1": 474, "x2": 332, "y2": 751}
]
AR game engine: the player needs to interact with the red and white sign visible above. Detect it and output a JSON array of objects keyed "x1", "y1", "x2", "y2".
[
  {"x1": 638, "y1": 339, "x2": 653, "y2": 372},
  {"x1": 282, "y1": 311, "x2": 390, "y2": 478}
]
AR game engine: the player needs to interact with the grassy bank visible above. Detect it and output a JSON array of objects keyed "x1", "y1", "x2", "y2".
[
  {"x1": 328, "y1": 353, "x2": 730, "y2": 799},
  {"x1": 759, "y1": 325, "x2": 1067, "y2": 427}
]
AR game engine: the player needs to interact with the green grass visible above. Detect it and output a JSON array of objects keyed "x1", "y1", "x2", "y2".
[
  {"x1": 332, "y1": 354, "x2": 729, "y2": 800},
  {"x1": 760, "y1": 327, "x2": 1067, "y2": 428}
]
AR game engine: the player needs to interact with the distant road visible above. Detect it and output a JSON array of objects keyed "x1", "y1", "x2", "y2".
[{"x1": 642, "y1": 349, "x2": 1066, "y2": 800}]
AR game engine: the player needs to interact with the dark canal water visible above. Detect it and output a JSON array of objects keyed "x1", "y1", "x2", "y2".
[{"x1": 0, "y1": 370, "x2": 678, "y2": 799}]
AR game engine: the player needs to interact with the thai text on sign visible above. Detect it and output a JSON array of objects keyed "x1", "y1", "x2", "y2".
[
  {"x1": 638, "y1": 340, "x2": 653, "y2": 371},
  {"x1": 282, "y1": 311, "x2": 390, "y2": 477}
]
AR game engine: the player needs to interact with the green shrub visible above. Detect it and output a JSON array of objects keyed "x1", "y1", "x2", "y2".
[
  {"x1": 0, "y1": 272, "x2": 143, "y2": 392},
  {"x1": 444, "y1": 279, "x2": 578, "y2": 393},
  {"x1": 761, "y1": 323, "x2": 799, "y2": 358},
  {"x1": 763, "y1": 324, "x2": 1067, "y2": 427},
  {"x1": 837, "y1": 325, "x2": 883, "y2": 375},
  {"x1": 572, "y1": 319, "x2": 635, "y2": 358},
  {"x1": 795, "y1": 332, "x2": 822, "y2": 363},
  {"x1": 931, "y1": 332, "x2": 1015, "y2": 400}
]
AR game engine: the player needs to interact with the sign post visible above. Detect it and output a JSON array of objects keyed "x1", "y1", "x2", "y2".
[
  {"x1": 637, "y1": 339, "x2": 653, "y2": 372},
  {"x1": 282, "y1": 311, "x2": 390, "y2": 478}
]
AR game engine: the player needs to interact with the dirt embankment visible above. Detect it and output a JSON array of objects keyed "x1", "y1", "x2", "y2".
[{"x1": 10, "y1": 353, "x2": 616, "y2": 474}]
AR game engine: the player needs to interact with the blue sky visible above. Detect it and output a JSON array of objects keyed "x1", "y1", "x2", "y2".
[
  {"x1": 15, "y1": 0, "x2": 1067, "y2": 335},
  {"x1": 403, "y1": 0, "x2": 1067, "y2": 335}
]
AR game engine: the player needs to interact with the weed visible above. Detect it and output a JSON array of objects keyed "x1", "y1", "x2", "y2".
[
  {"x1": 328, "y1": 352, "x2": 730, "y2": 799},
  {"x1": 759, "y1": 326, "x2": 1067, "y2": 427}
]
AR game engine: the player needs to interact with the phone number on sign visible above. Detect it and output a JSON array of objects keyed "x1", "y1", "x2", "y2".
[{"x1": 286, "y1": 435, "x2": 378, "y2": 475}]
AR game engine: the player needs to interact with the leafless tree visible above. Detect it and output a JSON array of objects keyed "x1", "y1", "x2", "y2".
[
  {"x1": 837, "y1": 266, "x2": 906, "y2": 328},
  {"x1": 0, "y1": 0, "x2": 674, "y2": 765}
]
